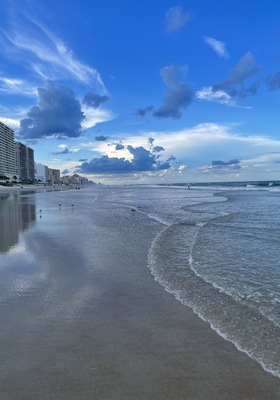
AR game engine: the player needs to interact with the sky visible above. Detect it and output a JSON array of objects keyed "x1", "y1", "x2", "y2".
[{"x1": 1, "y1": 0, "x2": 280, "y2": 184}]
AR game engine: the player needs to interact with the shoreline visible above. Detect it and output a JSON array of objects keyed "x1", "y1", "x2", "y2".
[
  {"x1": 0, "y1": 188, "x2": 280, "y2": 399},
  {"x1": 0, "y1": 184, "x2": 86, "y2": 195}
]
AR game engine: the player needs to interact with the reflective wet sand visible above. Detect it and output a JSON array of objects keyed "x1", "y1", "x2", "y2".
[{"x1": 0, "y1": 187, "x2": 280, "y2": 399}]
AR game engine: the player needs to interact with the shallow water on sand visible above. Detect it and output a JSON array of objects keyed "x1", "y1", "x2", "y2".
[
  {"x1": 0, "y1": 185, "x2": 280, "y2": 391},
  {"x1": 91, "y1": 185, "x2": 280, "y2": 377}
]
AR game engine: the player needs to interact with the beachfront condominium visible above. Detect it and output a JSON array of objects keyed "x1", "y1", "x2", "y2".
[
  {"x1": 0, "y1": 121, "x2": 17, "y2": 179},
  {"x1": 48, "y1": 168, "x2": 60, "y2": 184},
  {"x1": 26, "y1": 146, "x2": 35, "y2": 182},
  {"x1": 15, "y1": 142, "x2": 35, "y2": 182}
]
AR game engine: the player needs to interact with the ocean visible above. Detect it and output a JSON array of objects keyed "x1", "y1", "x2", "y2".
[
  {"x1": 95, "y1": 182, "x2": 280, "y2": 377},
  {"x1": 0, "y1": 182, "x2": 280, "y2": 380}
]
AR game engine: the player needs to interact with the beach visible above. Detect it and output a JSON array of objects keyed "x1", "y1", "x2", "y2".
[{"x1": 0, "y1": 186, "x2": 280, "y2": 399}]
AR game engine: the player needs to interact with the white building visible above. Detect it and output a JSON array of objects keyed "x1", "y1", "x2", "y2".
[
  {"x1": 0, "y1": 121, "x2": 17, "y2": 179},
  {"x1": 35, "y1": 163, "x2": 49, "y2": 183}
]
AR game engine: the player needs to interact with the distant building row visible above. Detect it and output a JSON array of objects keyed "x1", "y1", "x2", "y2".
[
  {"x1": 0, "y1": 120, "x2": 89, "y2": 185},
  {"x1": 35, "y1": 163, "x2": 89, "y2": 185},
  {"x1": 0, "y1": 121, "x2": 35, "y2": 181}
]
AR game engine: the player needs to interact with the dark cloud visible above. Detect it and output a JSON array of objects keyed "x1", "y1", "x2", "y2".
[
  {"x1": 153, "y1": 145, "x2": 165, "y2": 152},
  {"x1": 266, "y1": 70, "x2": 280, "y2": 90},
  {"x1": 213, "y1": 52, "x2": 259, "y2": 98},
  {"x1": 95, "y1": 135, "x2": 109, "y2": 141},
  {"x1": 230, "y1": 82, "x2": 259, "y2": 98},
  {"x1": 212, "y1": 159, "x2": 239, "y2": 166},
  {"x1": 79, "y1": 158, "x2": 88, "y2": 162},
  {"x1": 148, "y1": 137, "x2": 165, "y2": 153},
  {"x1": 83, "y1": 92, "x2": 109, "y2": 108},
  {"x1": 153, "y1": 65, "x2": 192, "y2": 119},
  {"x1": 135, "y1": 105, "x2": 153, "y2": 117},
  {"x1": 19, "y1": 80, "x2": 85, "y2": 139},
  {"x1": 115, "y1": 143, "x2": 125, "y2": 150},
  {"x1": 212, "y1": 159, "x2": 241, "y2": 170},
  {"x1": 52, "y1": 147, "x2": 71, "y2": 155},
  {"x1": 76, "y1": 140, "x2": 172, "y2": 174},
  {"x1": 77, "y1": 156, "x2": 131, "y2": 174},
  {"x1": 126, "y1": 145, "x2": 169, "y2": 171},
  {"x1": 62, "y1": 169, "x2": 70, "y2": 174}
]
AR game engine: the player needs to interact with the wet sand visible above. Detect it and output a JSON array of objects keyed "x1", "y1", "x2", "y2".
[{"x1": 0, "y1": 187, "x2": 280, "y2": 399}]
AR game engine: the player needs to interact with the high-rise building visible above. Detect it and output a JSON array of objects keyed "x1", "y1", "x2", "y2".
[
  {"x1": 15, "y1": 142, "x2": 27, "y2": 180},
  {"x1": 26, "y1": 146, "x2": 35, "y2": 181},
  {"x1": 15, "y1": 142, "x2": 35, "y2": 182},
  {"x1": 0, "y1": 121, "x2": 17, "y2": 179}
]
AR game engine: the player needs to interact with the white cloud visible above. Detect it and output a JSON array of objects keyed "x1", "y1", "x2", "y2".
[
  {"x1": 203, "y1": 36, "x2": 229, "y2": 58},
  {"x1": 196, "y1": 86, "x2": 253, "y2": 109},
  {"x1": 164, "y1": 6, "x2": 191, "y2": 32},
  {"x1": 0, "y1": 116, "x2": 20, "y2": 129},
  {"x1": 242, "y1": 152, "x2": 280, "y2": 165},
  {"x1": 78, "y1": 123, "x2": 280, "y2": 174},
  {"x1": 196, "y1": 86, "x2": 235, "y2": 106},
  {"x1": 1, "y1": 18, "x2": 106, "y2": 92},
  {"x1": 0, "y1": 104, "x2": 31, "y2": 130},
  {"x1": 178, "y1": 165, "x2": 187, "y2": 172},
  {"x1": 81, "y1": 106, "x2": 116, "y2": 129},
  {"x1": 0, "y1": 77, "x2": 37, "y2": 97},
  {"x1": 39, "y1": 123, "x2": 280, "y2": 184}
]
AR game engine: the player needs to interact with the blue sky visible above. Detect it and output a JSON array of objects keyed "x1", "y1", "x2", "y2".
[{"x1": 1, "y1": 0, "x2": 280, "y2": 184}]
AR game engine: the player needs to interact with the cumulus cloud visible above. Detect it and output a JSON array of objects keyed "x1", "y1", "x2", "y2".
[
  {"x1": 164, "y1": 6, "x2": 191, "y2": 32},
  {"x1": 153, "y1": 64, "x2": 192, "y2": 119},
  {"x1": 213, "y1": 52, "x2": 259, "y2": 98},
  {"x1": 77, "y1": 155, "x2": 131, "y2": 174},
  {"x1": 19, "y1": 80, "x2": 85, "y2": 139},
  {"x1": 134, "y1": 105, "x2": 153, "y2": 117},
  {"x1": 76, "y1": 139, "x2": 172, "y2": 174},
  {"x1": 78, "y1": 158, "x2": 88, "y2": 162},
  {"x1": 203, "y1": 36, "x2": 229, "y2": 59},
  {"x1": 82, "y1": 92, "x2": 109, "y2": 108}
]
